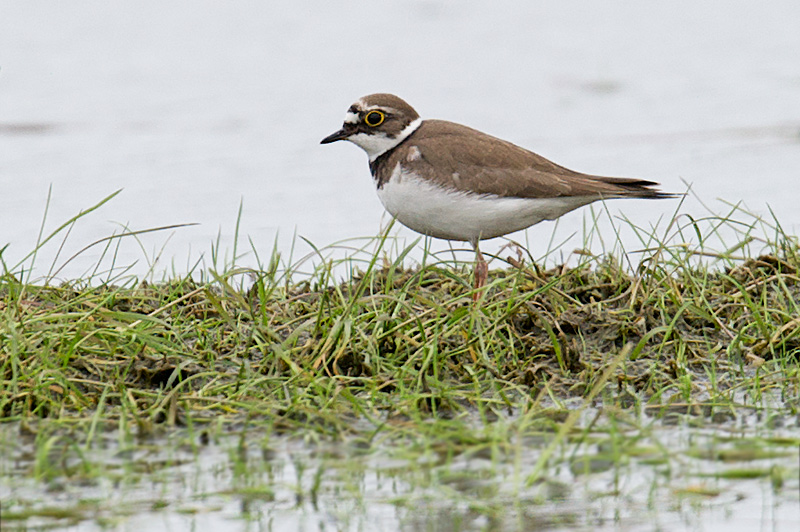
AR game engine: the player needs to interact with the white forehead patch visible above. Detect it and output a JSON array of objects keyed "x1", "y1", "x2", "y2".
[
  {"x1": 358, "y1": 99, "x2": 397, "y2": 112},
  {"x1": 344, "y1": 98, "x2": 390, "y2": 124}
]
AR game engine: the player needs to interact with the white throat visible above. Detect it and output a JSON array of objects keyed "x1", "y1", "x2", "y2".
[{"x1": 348, "y1": 118, "x2": 422, "y2": 162}]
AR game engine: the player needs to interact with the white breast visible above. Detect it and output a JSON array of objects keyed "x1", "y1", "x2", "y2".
[{"x1": 376, "y1": 164, "x2": 596, "y2": 243}]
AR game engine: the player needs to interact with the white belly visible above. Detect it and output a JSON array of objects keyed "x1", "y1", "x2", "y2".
[{"x1": 376, "y1": 165, "x2": 595, "y2": 242}]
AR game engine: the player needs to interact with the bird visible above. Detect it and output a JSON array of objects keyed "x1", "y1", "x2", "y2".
[{"x1": 321, "y1": 93, "x2": 674, "y2": 296}]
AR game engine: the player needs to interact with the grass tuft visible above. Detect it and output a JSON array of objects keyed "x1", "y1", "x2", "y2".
[{"x1": 2, "y1": 198, "x2": 799, "y2": 435}]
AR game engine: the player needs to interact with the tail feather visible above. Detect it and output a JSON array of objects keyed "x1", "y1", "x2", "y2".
[{"x1": 595, "y1": 176, "x2": 681, "y2": 199}]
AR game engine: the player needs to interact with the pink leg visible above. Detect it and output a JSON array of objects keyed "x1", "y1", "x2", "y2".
[{"x1": 473, "y1": 242, "x2": 487, "y2": 300}]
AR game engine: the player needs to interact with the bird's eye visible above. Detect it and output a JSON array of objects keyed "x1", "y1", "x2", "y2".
[{"x1": 364, "y1": 110, "x2": 385, "y2": 127}]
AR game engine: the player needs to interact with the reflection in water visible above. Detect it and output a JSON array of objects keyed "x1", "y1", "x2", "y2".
[{"x1": 1, "y1": 413, "x2": 798, "y2": 531}]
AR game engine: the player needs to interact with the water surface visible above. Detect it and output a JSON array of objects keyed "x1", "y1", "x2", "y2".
[{"x1": 1, "y1": 1, "x2": 799, "y2": 280}]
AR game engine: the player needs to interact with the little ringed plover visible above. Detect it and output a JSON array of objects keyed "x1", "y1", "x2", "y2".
[{"x1": 321, "y1": 93, "x2": 675, "y2": 294}]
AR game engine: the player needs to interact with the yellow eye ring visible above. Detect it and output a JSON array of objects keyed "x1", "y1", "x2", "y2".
[{"x1": 364, "y1": 110, "x2": 385, "y2": 127}]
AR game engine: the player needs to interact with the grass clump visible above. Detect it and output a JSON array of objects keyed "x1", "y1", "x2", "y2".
[{"x1": 1, "y1": 197, "x2": 799, "y2": 438}]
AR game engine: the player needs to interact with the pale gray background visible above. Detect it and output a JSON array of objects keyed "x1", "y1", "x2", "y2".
[{"x1": 2, "y1": 1, "x2": 799, "y2": 280}]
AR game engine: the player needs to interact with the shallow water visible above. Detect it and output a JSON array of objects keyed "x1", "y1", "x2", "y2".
[
  {"x1": 2, "y1": 1, "x2": 800, "y2": 280},
  {"x1": 1, "y1": 411, "x2": 798, "y2": 531}
]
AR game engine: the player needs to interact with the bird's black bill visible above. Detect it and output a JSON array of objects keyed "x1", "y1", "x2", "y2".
[{"x1": 320, "y1": 128, "x2": 349, "y2": 144}]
